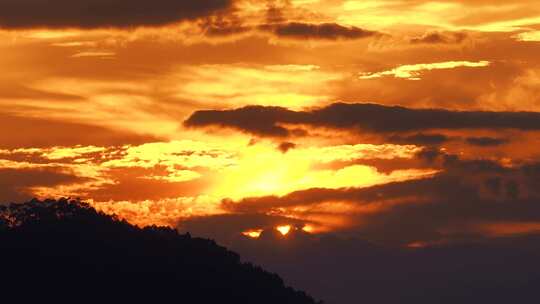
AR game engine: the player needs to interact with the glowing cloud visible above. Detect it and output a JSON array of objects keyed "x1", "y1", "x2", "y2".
[
  {"x1": 173, "y1": 64, "x2": 341, "y2": 109},
  {"x1": 359, "y1": 61, "x2": 491, "y2": 80},
  {"x1": 277, "y1": 225, "x2": 292, "y2": 235},
  {"x1": 0, "y1": 140, "x2": 430, "y2": 228},
  {"x1": 514, "y1": 31, "x2": 540, "y2": 42},
  {"x1": 71, "y1": 51, "x2": 116, "y2": 59},
  {"x1": 242, "y1": 229, "x2": 263, "y2": 238}
]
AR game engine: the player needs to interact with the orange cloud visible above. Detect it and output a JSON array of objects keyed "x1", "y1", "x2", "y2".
[
  {"x1": 515, "y1": 30, "x2": 540, "y2": 41},
  {"x1": 359, "y1": 61, "x2": 490, "y2": 80}
]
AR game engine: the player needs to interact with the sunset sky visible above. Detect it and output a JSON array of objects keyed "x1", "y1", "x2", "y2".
[{"x1": 2, "y1": 0, "x2": 540, "y2": 248}]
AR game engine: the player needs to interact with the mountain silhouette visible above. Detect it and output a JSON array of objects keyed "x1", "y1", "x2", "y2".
[{"x1": 0, "y1": 198, "x2": 321, "y2": 304}]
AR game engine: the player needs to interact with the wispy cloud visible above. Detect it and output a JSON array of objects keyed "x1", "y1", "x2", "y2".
[
  {"x1": 359, "y1": 61, "x2": 490, "y2": 80},
  {"x1": 71, "y1": 51, "x2": 116, "y2": 59},
  {"x1": 514, "y1": 30, "x2": 540, "y2": 42}
]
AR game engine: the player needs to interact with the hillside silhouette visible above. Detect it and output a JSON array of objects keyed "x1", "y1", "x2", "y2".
[{"x1": 0, "y1": 198, "x2": 320, "y2": 304}]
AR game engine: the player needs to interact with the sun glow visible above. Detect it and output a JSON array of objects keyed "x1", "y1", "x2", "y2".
[
  {"x1": 302, "y1": 225, "x2": 314, "y2": 233},
  {"x1": 242, "y1": 229, "x2": 263, "y2": 238},
  {"x1": 0, "y1": 139, "x2": 430, "y2": 230},
  {"x1": 210, "y1": 141, "x2": 428, "y2": 201},
  {"x1": 277, "y1": 225, "x2": 292, "y2": 235}
]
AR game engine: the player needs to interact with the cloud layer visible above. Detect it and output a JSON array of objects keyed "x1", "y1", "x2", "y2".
[
  {"x1": 185, "y1": 102, "x2": 540, "y2": 137},
  {"x1": 260, "y1": 22, "x2": 377, "y2": 40},
  {"x1": 0, "y1": 0, "x2": 231, "y2": 28}
]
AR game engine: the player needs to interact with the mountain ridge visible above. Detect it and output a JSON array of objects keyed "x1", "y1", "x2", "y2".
[{"x1": 0, "y1": 198, "x2": 321, "y2": 304}]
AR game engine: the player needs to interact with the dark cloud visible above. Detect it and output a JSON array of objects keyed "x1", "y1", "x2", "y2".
[
  {"x1": 203, "y1": 24, "x2": 251, "y2": 36},
  {"x1": 466, "y1": 136, "x2": 509, "y2": 146},
  {"x1": 410, "y1": 31, "x2": 468, "y2": 44},
  {"x1": 198, "y1": 8, "x2": 251, "y2": 37},
  {"x1": 185, "y1": 105, "x2": 296, "y2": 137},
  {"x1": 0, "y1": 168, "x2": 88, "y2": 203},
  {"x1": 221, "y1": 174, "x2": 464, "y2": 214},
  {"x1": 0, "y1": 0, "x2": 232, "y2": 29},
  {"x1": 265, "y1": 2, "x2": 287, "y2": 24},
  {"x1": 388, "y1": 133, "x2": 450, "y2": 145},
  {"x1": 277, "y1": 142, "x2": 296, "y2": 153},
  {"x1": 185, "y1": 103, "x2": 540, "y2": 137},
  {"x1": 260, "y1": 22, "x2": 378, "y2": 40},
  {"x1": 223, "y1": 173, "x2": 540, "y2": 244},
  {"x1": 220, "y1": 150, "x2": 540, "y2": 244}
]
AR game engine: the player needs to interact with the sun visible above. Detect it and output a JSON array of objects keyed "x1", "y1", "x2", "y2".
[
  {"x1": 276, "y1": 225, "x2": 292, "y2": 235},
  {"x1": 242, "y1": 229, "x2": 263, "y2": 238}
]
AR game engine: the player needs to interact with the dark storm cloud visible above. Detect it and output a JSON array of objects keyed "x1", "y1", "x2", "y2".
[
  {"x1": 0, "y1": 0, "x2": 232, "y2": 29},
  {"x1": 185, "y1": 103, "x2": 540, "y2": 137},
  {"x1": 259, "y1": 22, "x2": 378, "y2": 40}
]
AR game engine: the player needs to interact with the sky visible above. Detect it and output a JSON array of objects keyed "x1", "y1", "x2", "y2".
[{"x1": 2, "y1": 0, "x2": 540, "y2": 249}]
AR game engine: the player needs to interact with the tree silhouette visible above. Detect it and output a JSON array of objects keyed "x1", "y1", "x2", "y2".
[{"x1": 0, "y1": 198, "x2": 321, "y2": 303}]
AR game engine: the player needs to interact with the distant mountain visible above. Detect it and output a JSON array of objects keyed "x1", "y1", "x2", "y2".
[{"x1": 0, "y1": 199, "x2": 320, "y2": 304}]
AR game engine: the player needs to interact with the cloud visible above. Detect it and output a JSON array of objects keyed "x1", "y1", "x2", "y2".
[
  {"x1": 197, "y1": 8, "x2": 251, "y2": 37},
  {"x1": 0, "y1": 139, "x2": 424, "y2": 218},
  {"x1": 91, "y1": 196, "x2": 221, "y2": 227},
  {"x1": 71, "y1": 51, "x2": 116, "y2": 59},
  {"x1": 0, "y1": 113, "x2": 160, "y2": 149},
  {"x1": 278, "y1": 142, "x2": 297, "y2": 153},
  {"x1": 0, "y1": 0, "x2": 232, "y2": 29},
  {"x1": 386, "y1": 134, "x2": 509, "y2": 147},
  {"x1": 185, "y1": 102, "x2": 540, "y2": 138},
  {"x1": 514, "y1": 30, "x2": 540, "y2": 42},
  {"x1": 221, "y1": 153, "x2": 540, "y2": 243},
  {"x1": 0, "y1": 167, "x2": 89, "y2": 203},
  {"x1": 221, "y1": 174, "x2": 445, "y2": 214},
  {"x1": 360, "y1": 61, "x2": 490, "y2": 80},
  {"x1": 388, "y1": 133, "x2": 449, "y2": 145},
  {"x1": 410, "y1": 31, "x2": 468, "y2": 44},
  {"x1": 173, "y1": 64, "x2": 340, "y2": 109},
  {"x1": 260, "y1": 22, "x2": 378, "y2": 40},
  {"x1": 466, "y1": 137, "x2": 509, "y2": 147}
]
